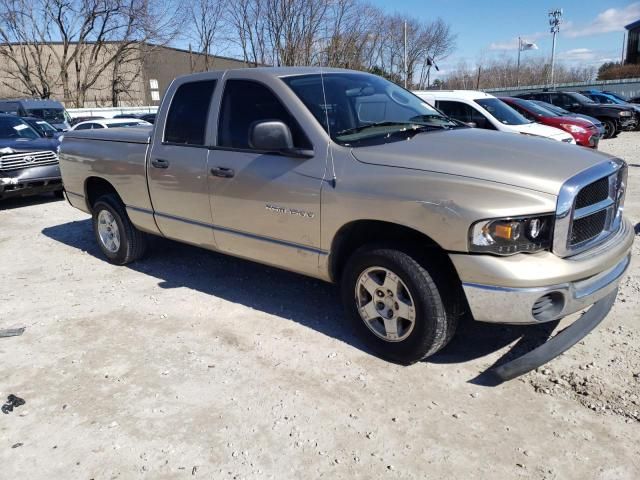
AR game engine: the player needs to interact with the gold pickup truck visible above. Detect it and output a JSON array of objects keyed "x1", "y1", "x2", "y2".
[{"x1": 58, "y1": 68, "x2": 634, "y2": 380}]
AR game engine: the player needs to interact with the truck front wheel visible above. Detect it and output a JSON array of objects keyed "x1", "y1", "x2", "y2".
[
  {"x1": 602, "y1": 119, "x2": 616, "y2": 139},
  {"x1": 341, "y1": 246, "x2": 458, "y2": 365},
  {"x1": 92, "y1": 194, "x2": 147, "y2": 265}
]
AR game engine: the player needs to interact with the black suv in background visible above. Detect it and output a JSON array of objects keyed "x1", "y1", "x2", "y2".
[
  {"x1": 515, "y1": 91, "x2": 636, "y2": 139},
  {"x1": 0, "y1": 114, "x2": 62, "y2": 200}
]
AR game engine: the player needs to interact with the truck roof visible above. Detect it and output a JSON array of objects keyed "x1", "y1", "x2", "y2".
[
  {"x1": 0, "y1": 98, "x2": 64, "y2": 108},
  {"x1": 172, "y1": 66, "x2": 363, "y2": 83}
]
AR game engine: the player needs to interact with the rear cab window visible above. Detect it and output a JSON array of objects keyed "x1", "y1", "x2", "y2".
[{"x1": 164, "y1": 80, "x2": 217, "y2": 145}]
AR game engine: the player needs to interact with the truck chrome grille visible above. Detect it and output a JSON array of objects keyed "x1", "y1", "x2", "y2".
[
  {"x1": 553, "y1": 159, "x2": 627, "y2": 257},
  {"x1": 0, "y1": 150, "x2": 58, "y2": 171},
  {"x1": 574, "y1": 176, "x2": 609, "y2": 209},
  {"x1": 570, "y1": 209, "x2": 607, "y2": 245}
]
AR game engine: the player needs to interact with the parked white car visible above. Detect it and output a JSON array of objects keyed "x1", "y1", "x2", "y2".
[
  {"x1": 414, "y1": 90, "x2": 576, "y2": 144},
  {"x1": 69, "y1": 118, "x2": 152, "y2": 130}
]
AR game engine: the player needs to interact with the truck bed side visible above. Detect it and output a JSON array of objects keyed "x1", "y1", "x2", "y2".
[{"x1": 58, "y1": 126, "x2": 160, "y2": 235}]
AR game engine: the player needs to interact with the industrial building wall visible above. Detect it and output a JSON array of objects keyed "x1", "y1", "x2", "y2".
[
  {"x1": 0, "y1": 43, "x2": 145, "y2": 107},
  {"x1": 140, "y1": 45, "x2": 250, "y2": 105},
  {"x1": 0, "y1": 42, "x2": 250, "y2": 107}
]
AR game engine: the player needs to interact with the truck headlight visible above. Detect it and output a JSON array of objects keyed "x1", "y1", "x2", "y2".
[
  {"x1": 469, "y1": 215, "x2": 554, "y2": 255},
  {"x1": 619, "y1": 111, "x2": 632, "y2": 117}
]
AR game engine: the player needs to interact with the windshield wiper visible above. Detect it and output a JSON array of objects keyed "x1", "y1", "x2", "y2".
[
  {"x1": 386, "y1": 124, "x2": 450, "y2": 139},
  {"x1": 336, "y1": 121, "x2": 419, "y2": 136},
  {"x1": 409, "y1": 114, "x2": 454, "y2": 123}
]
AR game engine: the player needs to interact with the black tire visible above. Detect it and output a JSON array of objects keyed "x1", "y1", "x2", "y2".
[
  {"x1": 53, "y1": 189, "x2": 65, "y2": 199},
  {"x1": 602, "y1": 119, "x2": 616, "y2": 139},
  {"x1": 92, "y1": 194, "x2": 147, "y2": 265},
  {"x1": 341, "y1": 245, "x2": 460, "y2": 365}
]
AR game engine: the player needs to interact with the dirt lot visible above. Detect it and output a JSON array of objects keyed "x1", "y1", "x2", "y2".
[{"x1": 1, "y1": 133, "x2": 639, "y2": 479}]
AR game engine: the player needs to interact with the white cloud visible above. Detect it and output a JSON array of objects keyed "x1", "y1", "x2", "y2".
[
  {"x1": 558, "y1": 48, "x2": 619, "y2": 65},
  {"x1": 565, "y1": 3, "x2": 640, "y2": 38},
  {"x1": 560, "y1": 48, "x2": 596, "y2": 61}
]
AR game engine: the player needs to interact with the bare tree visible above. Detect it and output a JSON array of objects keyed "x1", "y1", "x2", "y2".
[
  {"x1": 443, "y1": 56, "x2": 596, "y2": 90},
  {"x1": 0, "y1": 0, "x2": 181, "y2": 107},
  {"x1": 189, "y1": 0, "x2": 225, "y2": 71},
  {"x1": 226, "y1": 0, "x2": 268, "y2": 66}
]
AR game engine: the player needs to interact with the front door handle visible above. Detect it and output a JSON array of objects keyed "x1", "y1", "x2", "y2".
[
  {"x1": 210, "y1": 166, "x2": 235, "y2": 178},
  {"x1": 151, "y1": 158, "x2": 170, "y2": 169}
]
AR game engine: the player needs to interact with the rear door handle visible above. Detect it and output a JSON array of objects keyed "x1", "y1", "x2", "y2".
[
  {"x1": 210, "y1": 166, "x2": 235, "y2": 178},
  {"x1": 151, "y1": 158, "x2": 170, "y2": 169}
]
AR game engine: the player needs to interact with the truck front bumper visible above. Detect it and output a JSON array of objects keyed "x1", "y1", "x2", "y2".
[
  {"x1": 451, "y1": 218, "x2": 634, "y2": 325},
  {"x1": 0, "y1": 164, "x2": 62, "y2": 199}
]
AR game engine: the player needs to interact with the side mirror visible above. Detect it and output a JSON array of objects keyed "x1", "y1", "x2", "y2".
[
  {"x1": 44, "y1": 131, "x2": 54, "y2": 138},
  {"x1": 465, "y1": 121, "x2": 477, "y2": 128},
  {"x1": 249, "y1": 120, "x2": 293, "y2": 151},
  {"x1": 568, "y1": 103, "x2": 580, "y2": 110},
  {"x1": 249, "y1": 120, "x2": 312, "y2": 158}
]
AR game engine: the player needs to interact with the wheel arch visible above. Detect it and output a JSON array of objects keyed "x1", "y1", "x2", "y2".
[
  {"x1": 84, "y1": 177, "x2": 122, "y2": 213},
  {"x1": 328, "y1": 220, "x2": 459, "y2": 284}
]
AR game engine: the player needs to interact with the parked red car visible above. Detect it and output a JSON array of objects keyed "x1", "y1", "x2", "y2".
[{"x1": 500, "y1": 97, "x2": 600, "y2": 148}]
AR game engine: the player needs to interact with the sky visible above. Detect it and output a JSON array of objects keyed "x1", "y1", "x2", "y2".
[{"x1": 368, "y1": 0, "x2": 638, "y2": 76}]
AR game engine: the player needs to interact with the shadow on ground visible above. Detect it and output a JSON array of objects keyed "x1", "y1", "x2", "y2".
[
  {"x1": 0, "y1": 193, "x2": 61, "y2": 211},
  {"x1": 43, "y1": 219, "x2": 565, "y2": 386}
]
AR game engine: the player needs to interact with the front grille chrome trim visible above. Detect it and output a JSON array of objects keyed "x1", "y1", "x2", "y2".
[
  {"x1": 573, "y1": 198, "x2": 614, "y2": 220},
  {"x1": 553, "y1": 158, "x2": 626, "y2": 258},
  {"x1": 0, "y1": 150, "x2": 58, "y2": 171}
]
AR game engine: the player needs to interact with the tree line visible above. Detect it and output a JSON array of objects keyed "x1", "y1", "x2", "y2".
[
  {"x1": 0, "y1": 0, "x2": 456, "y2": 107},
  {"x1": 441, "y1": 56, "x2": 597, "y2": 90}
]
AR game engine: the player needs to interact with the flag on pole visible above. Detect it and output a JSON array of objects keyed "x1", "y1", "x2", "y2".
[{"x1": 519, "y1": 40, "x2": 538, "y2": 51}]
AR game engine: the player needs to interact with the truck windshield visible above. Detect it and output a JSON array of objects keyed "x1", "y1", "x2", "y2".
[
  {"x1": 26, "y1": 108, "x2": 67, "y2": 123},
  {"x1": 0, "y1": 117, "x2": 40, "y2": 139},
  {"x1": 282, "y1": 72, "x2": 459, "y2": 146},
  {"x1": 569, "y1": 93, "x2": 596, "y2": 105},
  {"x1": 31, "y1": 119, "x2": 57, "y2": 134},
  {"x1": 475, "y1": 98, "x2": 531, "y2": 125}
]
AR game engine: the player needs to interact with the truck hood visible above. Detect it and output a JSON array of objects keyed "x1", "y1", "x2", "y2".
[
  {"x1": 350, "y1": 128, "x2": 614, "y2": 195},
  {"x1": 0, "y1": 137, "x2": 59, "y2": 153},
  {"x1": 597, "y1": 104, "x2": 634, "y2": 113}
]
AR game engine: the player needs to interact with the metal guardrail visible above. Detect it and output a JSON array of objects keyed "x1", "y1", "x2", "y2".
[
  {"x1": 484, "y1": 77, "x2": 640, "y2": 99},
  {"x1": 67, "y1": 106, "x2": 158, "y2": 118}
]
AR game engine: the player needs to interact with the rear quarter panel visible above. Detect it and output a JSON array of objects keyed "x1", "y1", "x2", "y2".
[{"x1": 58, "y1": 133, "x2": 159, "y2": 234}]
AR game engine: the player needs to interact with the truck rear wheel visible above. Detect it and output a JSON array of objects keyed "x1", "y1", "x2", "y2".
[
  {"x1": 92, "y1": 194, "x2": 147, "y2": 265},
  {"x1": 341, "y1": 245, "x2": 458, "y2": 365}
]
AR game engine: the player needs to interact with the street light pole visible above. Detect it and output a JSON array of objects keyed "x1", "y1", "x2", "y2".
[
  {"x1": 517, "y1": 37, "x2": 521, "y2": 87},
  {"x1": 404, "y1": 20, "x2": 408, "y2": 88},
  {"x1": 548, "y1": 9, "x2": 562, "y2": 90}
]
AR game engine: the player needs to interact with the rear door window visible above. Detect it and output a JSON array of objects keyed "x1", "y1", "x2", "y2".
[{"x1": 164, "y1": 80, "x2": 217, "y2": 145}]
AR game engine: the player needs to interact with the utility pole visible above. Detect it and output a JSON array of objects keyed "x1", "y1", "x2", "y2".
[
  {"x1": 404, "y1": 20, "x2": 408, "y2": 88},
  {"x1": 548, "y1": 8, "x2": 562, "y2": 90},
  {"x1": 622, "y1": 32, "x2": 626, "y2": 64},
  {"x1": 517, "y1": 37, "x2": 521, "y2": 87}
]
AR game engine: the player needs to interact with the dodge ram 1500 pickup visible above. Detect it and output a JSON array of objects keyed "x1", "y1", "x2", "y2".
[{"x1": 58, "y1": 68, "x2": 634, "y2": 379}]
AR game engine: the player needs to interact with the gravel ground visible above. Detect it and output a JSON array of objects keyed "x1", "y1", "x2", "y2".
[{"x1": 1, "y1": 133, "x2": 639, "y2": 479}]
